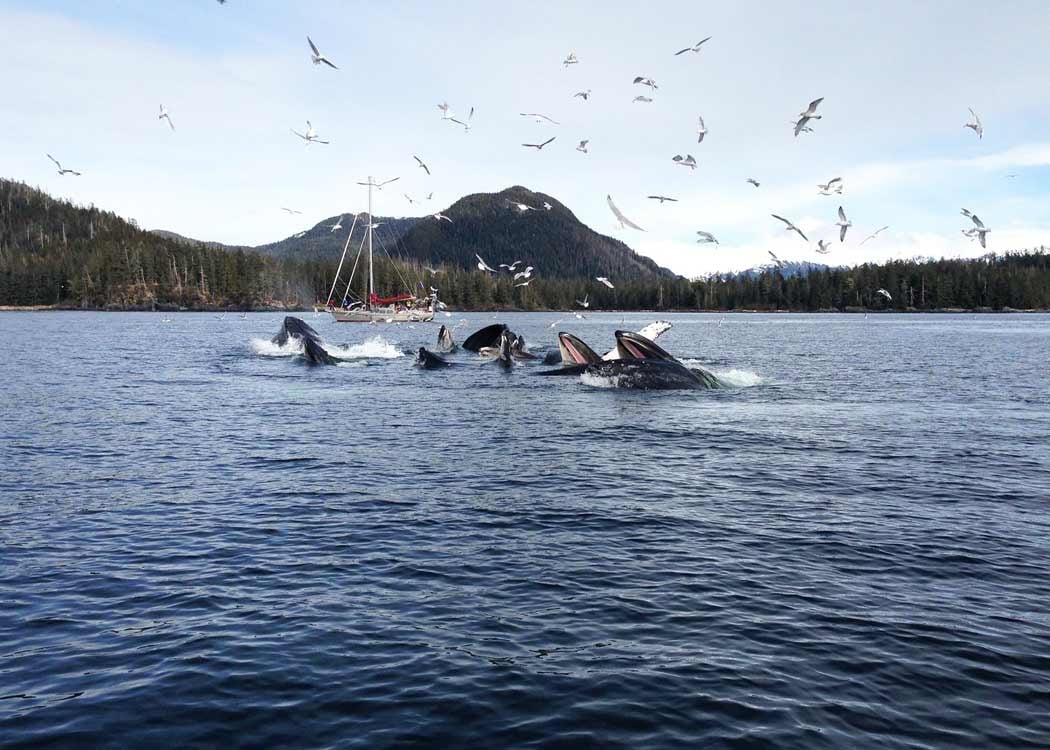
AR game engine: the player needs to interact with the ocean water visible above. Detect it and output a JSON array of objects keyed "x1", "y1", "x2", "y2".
[{"x1": 2, "y1": 311, "x2": 1050, "y2": 749}]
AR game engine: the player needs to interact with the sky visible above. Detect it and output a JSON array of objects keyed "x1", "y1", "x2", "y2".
[{"x1": 2, "y1": 0, "x2": 1049, "y2": 278}]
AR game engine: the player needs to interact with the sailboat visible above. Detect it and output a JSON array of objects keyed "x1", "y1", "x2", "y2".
[{"x1": 322, "y1": 176, "x2": 436, "y2": 323}]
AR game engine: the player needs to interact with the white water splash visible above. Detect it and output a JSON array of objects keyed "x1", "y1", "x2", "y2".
[
  {"x1": 712, "y1": 368, "x2": 764, "y2": 387},
  {"x1": 250, "y1": 337, "x2": 303, "y2": 357},
  {"x1": 327, "y1": 336, "x2": 404, "y2": 359},
  {"x1": 579, "y1": 372, "x2": 620, "y2": 389}
]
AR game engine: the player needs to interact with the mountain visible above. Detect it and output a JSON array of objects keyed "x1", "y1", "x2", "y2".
[
  {"x1": 730, "y1": 261, "x2": 839, "y2": 280},
  {"x1": 149, "y1": 229, "x2": 251, "y2": 253},
  {"x1": 397, "y1": 186, "x2": 676, "y2": 279},
  {"x1": 253, "y1": 214, "x2": 421, "y2": 263}
]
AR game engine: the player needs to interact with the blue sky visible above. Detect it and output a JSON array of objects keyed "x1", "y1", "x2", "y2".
[{"x1": 2, "y1": 0, "x2": 1048, "y2": 277}]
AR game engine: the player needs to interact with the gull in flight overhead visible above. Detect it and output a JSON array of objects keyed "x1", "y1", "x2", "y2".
[
  {"x1": 46, "y1": 154, "x2": 81, "y2": 176},
  {"x1": 281, "y1": 207, "x2": 302, "y2": 215},
  {"x1": 437, "y1": 102, "x2": 453, "y2": 119},
  {"x1": 449, "y1": 107, "x2": 474, "y2": 131},
  {"x1": 961, "y1": 210, "x2": 991, "y2": 248},
  {"x1": 515, "y1": 280, "x2": 532, "y2": 287},
  {"x1": 510, "y1": 201, "x2": 536, "y2": 212},
  {"x1": 514, "y1": 266, "x2": 534, "y2": 280},
  {"x1": 818, "y1": 177, "x2": 843, "y2": 195},
  {"x1": 672, "y1": 154, "x2": 698, "y2": 169},
  {"x1": 772, "y1": 213, "x2": 808, "y2": 241},
  {"x1": 607, "y1": 195, "x2": 645, "y2": 232},
  {"x1": 543, "y1": 201, "x2": 553, "y2": 211},
  {"x1": 674, "y1": 37, "x2": 712, "y2": 56},
  {"x1": 596, "y1": 277, "x2": 615, "y2": 289},
  {"x1": 747, "y1": 178, "x2": 760, "y2": 187},
  {"x1": 426, "y1": 192, "x2": 433, "y2": 200},
  {"x1": 574, "y1": 90, "x2": 591, "y2": 100},
  {"x1": 432, "y1": 212, "x2": 453, "y2": 223},
  {"x1": 522, "y1": 136, "x2": 556, "y2": 150},
  {"x1": 576, "y1": 294, "x2": 590, "y2": 309},
  {"x1": 413, "y1": 155, "x2": 430, "y2": 175},
  {"x1": 816, "y1": 239, "x2": 831, "y2": 254},
  {"x1": 697, "y1": 115, "x2": 707, "y2": 143},
  {"x1": 648, "y1": 195, "x2": 678, "y2": 203},
  {"x1": 330, "y1": 215, "x2": 344, "y2": 232},
  {"x1": 876, "y1": 288, "x2": 893, "y2": 301},
  {"x1": 475, "y1": 253, "x2": 497, "y2": 272},
  {"x1": 633, "y1": 96, "x2": 653, "y2": 104},
  {"x1": 403, "y1": 193, "x2": 416, "y2": 204},
  {"x1": 794, "y1": 97, "x2": 824, "y2": 137},
  {"x1": 548, "y1": 319, "x2": 564, "y2": 328},
  {"x1": 768, "y1": 250, "x2": 785, "y2": 269},
  {"x1": 499, "y1": 261, "x2": 522, "y2": 270},
  {"x1": 860, "y1": 225, "x2": 889, "y2": 244},
  {"x1": 307, "y1": 37, "x2": 338, "y2": 69},
  {"x1": 576, "y1": 139, "x2": 589, "y2": 153},
  {"x1": 696, "y1": 231, "x2": 719, "y2": 245},
  {"x1": 633, "y1": 76, "x2": 658, "y2": 92},
  {"x1": 563, "y1": 52, "x2": 578, "y2": 67},
  {"x1": 520, "y1": 112, "x2": 560, "y2": 125},
  {"x1": 965, "y1": 108, "x2": 983, "y2": 139},
  {"x1": 292, "y1": 231, "x2": 307, "y2": 239},
  {"x1": 158, "y1": 104, "x2": 175, "y2": 131},
  {"x1": 291, "y1": 121, "x2": 329, "y2": 144},
  {"x1": 836, "y1": 206, "x2": 852, "y2": 242}
]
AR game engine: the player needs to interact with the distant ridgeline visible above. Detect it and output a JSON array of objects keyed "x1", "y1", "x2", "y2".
[{"x1": 1, "y1": 178, "x2": 1048, "y2": 311}]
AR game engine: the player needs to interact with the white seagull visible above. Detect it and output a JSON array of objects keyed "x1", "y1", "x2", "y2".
[
  {"x1": 648, "y1": 195, "x2": 678, "y2": 203},
  {"x1": 46, "y1": 154, "x2": 81, "y2": 176},
  {"x1": 158, "y1": 104, "x2": 175, "y2": 131},
  {"x1": 696, "y1": 231, "x2": 719, "y2": 245},
  {"x1": 772, "y1": 213, "x2": 808, "y2": 241},
  {"x1": 633, "y1": 96, "x2": 653, "y2": 104},
  {"x1": 576, "y1": 294, "x2": 590, "y2": 309},
  {"x1": 596, "y1": 277, "x2": 615, "y2": 289},
  {"x1": 543, "y1": 201, "x2": 553, "y2": 211},
  {"x1": 818, "y1": 177, "x2": 843, "y2": 195},
  {"x1": 574, "y1": 90, "x2": 591, "y2": 100},
  {"x1": 836, "y1": 206, "x2": 852, "y2": 242},
  {"x1": 965, "y1": 108, "x2": 983, "y2": 139},
  {"x1": 330, "y1": 215, "x2": 344, "y2": 232},
  {"x1": 281, "y1": 207, "x2": 302, "y2": 215},
  {"x1": 746, "y1": 178, "x2": 760, "y2": 188},
  {"x1": 520, "y1": 112, "x2": 560, "y2": 125},
  {"x1": 291, "y1": 121, "x2": 329, "y2": 144},
  {"x1": 696, "y1": 115, "x2": 707, "y2": 143},
  {"x1": 413, "y1": 155, "x2": 431, "y2": 175},
  {"x1": 794, "y1": 97, "x2": 824, "y2": 136},
  {"x1": 816, "y1": 239, "x2": 831, "y2": 254},
  {"x1": 674, "y1": 37, "x2": 712, "y2": 56},
  {"x1": 962, "y1": 210, "x2": 991, "y2": 248},
  {"x1": 515, "y1": 280, "x2": 532, "y2": 287},
  {"x1": 673, "y1": 154, "x2": 698, "y2": 169},
  {"x1": 403, "y1": 193, "x2": 416, "y2": 204},
  {"x1": 448, "y1": 106, "x2": 473, "y2": 131},
  {"x1": 307, "y1": 37, "x2": 338, "y2": 69},
  {"x1": 437, "y1": 102, "x2": 453, "y2": 120},
  {"x1": 607, "y1": 195, "x2": 645, "y2": 232},
  {"x1": 860, "y1": 226, "x2": 889, "y2": 245},
  {"x1": 576, "y1": 139, "x2": 589, "y2": 153},
  {"x1": 633, "y1": 76, "x2": 658, "y2": 91},
  {"x1": 510, "y1": 201, "x2": 536, "y2": 212},
  {"x1": 432, "y1": 212, "x2": 453, "y2": 223},
  {"x1": 876, "y1": 288, "x2": 893, "y2": 301},
  {"x1": 563, "y1": 52, "x2": 578, "y2": 67},
  {"x1": 475, "y1": 253, "x2": 497, "y2": 273},
  {"x1": 522, "y1": 136, "x2": 556, "y2": 150}
]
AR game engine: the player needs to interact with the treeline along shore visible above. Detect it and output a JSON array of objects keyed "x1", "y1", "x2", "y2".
[{"x1": 3, "y1": 179, "x2": 1049, "y2": 313}]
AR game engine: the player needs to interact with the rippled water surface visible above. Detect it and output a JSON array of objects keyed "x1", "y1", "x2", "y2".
[{"x1": 3, "y1": 311, "x2": 1050, "y2": 749}]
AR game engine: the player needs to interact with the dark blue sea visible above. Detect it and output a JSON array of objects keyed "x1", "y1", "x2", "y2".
[{"x1": 2, "y1": 311, "x2": 1050, "y2": 749}]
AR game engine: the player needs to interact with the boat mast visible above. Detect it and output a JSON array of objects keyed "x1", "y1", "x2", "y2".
[{"x1": 367, "y1": 176, "x2": 374, "y2": 310}]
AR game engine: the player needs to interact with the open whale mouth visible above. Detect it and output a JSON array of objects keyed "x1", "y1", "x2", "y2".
[
  {"x1": 557, "y1": 332, "x2": 601, "y2": 365},
  {"x1": 614, "y1": 330, "x2": 677, "y2": 361}
]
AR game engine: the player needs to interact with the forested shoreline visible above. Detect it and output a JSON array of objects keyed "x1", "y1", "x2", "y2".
[{"x1": 3, "y1": 179, "x2": 1049, "y2": 312}]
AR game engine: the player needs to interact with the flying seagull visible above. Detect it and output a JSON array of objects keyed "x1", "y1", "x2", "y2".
[
  {"x1": 772, "y1": 213, "x2": 808, "y2": 241},
  {"x1": 633, "y1": 76, "x2": 658, "y2": 91},
  {"x1": 372, "y1": 176, "x2": 400, "y2": 189},
  {"x1": 860, "y1": 226, "x2": 889, "y2": 245},
  {"x1": 818, "y1": 177, "x2": 843, "y2": 195},
  {"x1": 876, "y1": 288, "x2": 893, "y2": 301},
  {"x1": 648, "y1": 195, "x2": 678, "y2": 203},
  {"x1": 291, "y1": 121, "x2": 329, "y2": 144},
  {"x1": 596, "y1": 277, "x2": 615, "y2": 289},
  {"x1": 281, "y1": 207, "x2": 302, "y2": 215},
  {"x1": 965, "y1": 108, "x2": 983, "y2": 139},
  {"x1": 413, "y1": 155, "x2": 431, "y2": 175},
  {"x1": 437, "y1": 102, "x2": 453, "y2": 120},
  {"x1": 330, "y1": 215, "x2": 344, "y2": 232},
  {"x1": 426, "y1": 192, "x2": 434, "y2": 200},
  {"x1": 523, "y1": 136, "x2": 556, "y2": 150},
  {"x1": 448, "y1": 106, "x2": 473, "y2": 131},
  {"x1": 510, "y1": 201, "x2": 536, "y2": 212},
  {"x1": 543, "y1": 201, "x2": 553, "y2": 211},
  {"x1": 576, "y1": 139, "x2": 589, "y2": 153},
  {"x1": 696, "y1": 231, "x2": 719, "y2": 245},
  {"x1": 46, "y1": 154, "x2": 81, "y2": 176},
  {"x1": 794, "y1": 97, "x2": 824, "y2": 136},
  {"x1": 158, "y1": 104, "x2": 175, "y2": 131},
  {"x1": 499, "y1": 261, "x2": 522, "y2": 270},
  {"x1": 563, "y1": 52, "x2": 578, "y2": 67},
  {"x1": 746, "y1": 178, "x2": 760, "y2": 188},
  {"x1": 307, "y1": 37, "x2": 338, "y2": 69},
  {"x1": 475, "y1": 253, "x2": 497, "y2": 272},
  {"x1": 962, "y1": 210, "x2": 991, "y2": 248},
  {"x1": 432, "y1": 212, "x2": 453, "y2": 223},
  {"x1": 607, "y1": 195, "x2": 645, "y2": 232},
  {"x1": 836, "y1": 206, "x2": 852, "y2": 242},
  {"x1": 576, "y1": 294, "x2": 590, "y2": 309},
  {"x1": 574, "y1": 90, "x2": 591, "y2": 100},
  {"x1": 697, "y1": 115, "x2": 708, "y2": 143},
  {"x1": 674, "y1": 37, "x2": 712, "y2": 56},
  {"x1": 403, "y1": 193, "x2": 416, "y2": 204},
  {"x1": 515, "y1": 280, "x2": 532, "y2": 287},
  {"x1": 816, "y1": 239, "x2": 831, "y2": 254},
  {"x1": 633, "y1": 96, "x2": 653, "y2": 104},
  {"x1": 520, "y1": 112, "x2": 560, "y2": 125},
  {"x1": 672, "y1": 154, "x2": 698, "y2": 169}
]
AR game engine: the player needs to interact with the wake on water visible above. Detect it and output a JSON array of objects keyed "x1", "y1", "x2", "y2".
[
  {"x1": 250, "y1": 336, "x2": 404, "y2": 360},
  {"x1": 579, "y1": 366, "x2": 763, "y2": 390}
]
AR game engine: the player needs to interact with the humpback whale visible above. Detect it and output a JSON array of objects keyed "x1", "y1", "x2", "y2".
[
  {"x1": 436, "y1": 325, "x2": 457, "y2": 353},
  {"x1": 415, "y1": 347, "x2": 455, "y2": 369},
  {"x1": 509, "y1": 334, "x2": 540, "y2": 361},
  {"x1": 270, "y1": 316, "x2": 339, "y2": 365},
  {"x1": 539, "y1": 331, "x2": 723, "y2": 389},
  {"x1": 462, "y1": 324, "x2": 508, "y2": 352}
]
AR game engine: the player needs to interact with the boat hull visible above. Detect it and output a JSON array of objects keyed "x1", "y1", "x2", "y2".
[{"x1": 330, "y1": 307, "x2": 435, "y2": 323}]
